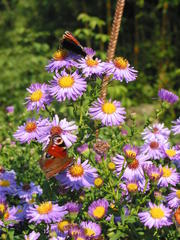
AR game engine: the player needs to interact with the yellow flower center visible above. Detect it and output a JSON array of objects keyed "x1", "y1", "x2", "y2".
[
  {"x1": 94, "y1": 177, "x2": 103, "y2": 187},
  {"x1": 57, "y1": 220, "x2": 69, "y2": 232},
  {"x1": 108, "y1": 162, "x2": 116, "y2": 170},
  {"x1": 165, "y1": 149, "x2": 176, "y2": 157},
  {"x1": 127, "y1": 183, "x2": 138, "y2": 192},
  {"x1": 4, "y1": 211, "x2": 9, "y2": 220},
  {"x1": 0, "y1": 180, "x2": 10, "y2": 187},
  {"x1": 86, "y1": 57, "x2": 98, "y2": 67},
  {"x1": 85, "y1": 228, "x2": 96, "y2": 237},
  {"x1": 30, "y1": 90, "x2": 43, "y2": 102},
  {"x1": 50, "y1": 126, "x2": 62, "y2": 135},
  {"x1": 150, "y1": 207, "x2": 165, "y2": 219},
  {"x1": 162, "y1": 167, "x2": 172, "y2": 178},
  {"x1": 0, "y1": 204, "x2": 5, "y2": 213},
  {"x1": 58, "y1": 76, "x2": 74, "y2": 88},
  {"x1": 25, "y1": 122, "x2": 37, "y2": 133},
  {"x1": 151, "y1": 172, "x2": 160, "y2": 180},
  {"x1": 113, "y1": 57, "x2": 128, "y2": 69},
  {"x1": 77, "y1": 238, "x2": 85, "y2": 240},
  {"x1": 37, "y1": 202, "x2": 52, "y2": 215},
  {"x1": 53, "y1": 50, "x2": 67, "y2": 61},
  {"x1": 93, "y1": 206, "x2": 105, "y2": 219},
  {"x1": 176, "y1": 190, "x2": 180, "y2": 199},
  {"x1": 69, "y1": 164, "x2": 84, "y2": 177},
  {"x1": 102, "y1": 102, "x2": 116, "y2": 114},
  {"x1": 126, "y1": 150, "x2": 136, "y2": 159}
]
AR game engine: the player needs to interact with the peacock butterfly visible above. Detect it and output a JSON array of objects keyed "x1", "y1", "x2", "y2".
[
  {"x1": 60, "y1": 31, "x2": 86, "y2": 57},
  {"x1": 39, "y1": 134, "x2": 73, "y2": 179}
]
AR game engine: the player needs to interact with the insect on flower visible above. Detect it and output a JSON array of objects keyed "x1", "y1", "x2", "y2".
[
  {"x1": 60, "y1": 31, "x2": 86, "y2": 57},
  {"x1": 39, "y1": 134, "x2": 73, "y2": 179}
]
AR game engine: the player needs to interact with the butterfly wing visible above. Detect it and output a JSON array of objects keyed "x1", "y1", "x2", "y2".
[
  {"x1": 39, "y1": 135, "x2": 74, "y2": 179},
  {"x1": 61, "y1": 31, "x2": 86, "y2": 57}
]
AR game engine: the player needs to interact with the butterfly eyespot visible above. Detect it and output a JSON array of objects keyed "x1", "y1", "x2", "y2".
[
  {"x1": 45, "y1": 153, "x2": 52, "y2": 159},
  {"x1": 53, "y1": 136, "x2": 63, "y2": 145}
]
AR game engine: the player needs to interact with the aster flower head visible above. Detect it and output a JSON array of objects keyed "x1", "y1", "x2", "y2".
[
  {"x1": 138, "y1": 202, "x2": 172, "y2": 229},
  {"x1": 16, "y1": 182, "x2": 42, "y2": 201},
  {"x1": 145, "y1": 164, "x2": 162, "y2": 182},
  {"x1": 68, "y1": 224, "x2": 84, "y2": 238},
  {"x1": 0, "y1": 171, "x2": 17, "y2": 196},
  {"x1": 56, "y1": 158, "x2": 98, "y2": 191},
  {"x1": 166, "y1": 187, "x2": 180, "y2": 209},
  {"x1": 65, "y1": 202, "x2": 81, "y2": 214},
  {"x1": 172, "y1": 117, "x2": 180, "y2": 135},
  {"x1": 14, "y1": 117, "x2": 49, "y2": 144},
  {"x1": 84, "y1": 47, "x2": 96, "y2": 57},
  {"x1": 50, "y1": 220, "x2": 69, "y2": 239},
  {"x1": 89, "y1": 98, "x2": 126, "y2": 126},
  {"x1": 77, "y1": 54, "x2": 105, "y2": 77},
  {"x1": 80, "y1": 221, "x2": 101, "y2": 238},
  {"x1": 140, "y1": 137, "x2": 169, "y2": 160},
  {"x1": 26, "y1": 201, "x2": 67, "y2": 224},
  {"x1": 142, "y1": 123, "x2": 170, "y2": 141},
  {"x1": 25, "y1": 83, "x2": 52, "y2": 112},
  {"x1": 24, "y1": 231, "x2": 40, "y2": 240},
  {"x1": 37, "y1": 115, "x2": 78, "y2": 148},
  {"x1": 88, "y1": 198, "x2": 109, "y2": 220},
  {"x1": 158, "y1": 89, "x2": 179, "y2": 104},
  {"x1": 6, "y1": 106, "x2": 14, "y2": 114},
  {"x1": 49, "y1": 70, "x2": 87, "y2": 102},
  {"x1": 113, "y1": 152, "x2": 150, "y2": 180},
  {"x1": 123, "y1": 144, "x2": 139, "y2": 159},
  {"x1": 158, "y1": 165, "x2": 180, "y2": 187},
  {"x1": 104, "y1": 56, "x2": 138, "y2": 83},
  {"x1": 164, "y1": 146, "x2": 180, "y2": 161},
  {"x1": 45, "y1": 50, "x2": 77, "y2": 72},
  {"x1": 0, "y1": 206, "x2": 18, "y2": 227}
]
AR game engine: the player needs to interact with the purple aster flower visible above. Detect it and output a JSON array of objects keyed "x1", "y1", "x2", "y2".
[
  {"x1": 84, "y1": 47, "x2": 96, "y2": 57},
  {"x1": 16, "y1": 182, "x2": 42, "y2": 201},
  {"x1": 24, "y1": 231, "x2": 40, "y2": 240},
  {"x1": 158, "y1": 165, "x2": 180, "y2": 187},
  {"x1": 88, "y1": 199, "x2": 109, "y2": 220},
  {"x1": 145, "y1": 164, "x2": 162, "y2": 182},
  {"x1": 80, "y1": 221, "x2": 101, "y2": 238},
  {"x1": 27, "y1": 201, "x2": 67, "y2": 224},
  {"x1": 140, "y1": 137, "x2": 169, "y2": 160},
  {"x1": 14, "y1": 117, "x2": 49, "y2": 144},
  {"x1": 77, "y1": 55, "x2": 105, "y2": 77},
  {"x1": 49, "y1": 70, "x2": 87, "y2": 102},
  {"x1": 172, "y1": 117, "x2": 180, "y2": 135},
  {"x1": 89, "y1": 98, "x2": 126, "y2": 126},
  {"x1": 65, "y1": 202, "x2": 81, "y2": 214},
  {"x1": 68, "y1": 224, "x2": 84, "y2": 238},
  {"x1": 50, "y1": 220, "x2": 69, "y2": 239},
  {"x1": 56, "y1": 158, "x2": 98, "y2": 191},
  {"x1": 158, "y1": 89, "x2": 179, "y2": 104},
  {"x1": 113, "y1": 153, "x2": 150, "y2": 180},
  {"x1": 123, "y1": 144, "x2": 139, "y2": 159},
  {"x1": 166, "y1": 187, "x2": 180, "y2": 208},
  {"x1": 6, "y1": 106, "x2": 14, "y2": 114},
  {"x1": 104, "y1": 57, "x2": 138, "y2": 83},
  {"x1": 138, "y1": 202, "x2": 172, "y2": 229},
  {"x1": 142, "y1": 123, "x2": 170, "y2": 141},
  {"x1": 77, "y1": 143, "x2": 89, "y2": 156},
  {"x1": 15, "y1": 204, "x2": 29, "y2": 221},
  {"x1": 37, "y1": 115, "x2": 78, "y2": 148},
  {"x1": 25, "y1": 83, "x2": 52, "y2": 112},
  {"x1": 0, "y1": 206, "x2": 18, "y2": 227},
  {"x1": 0, "y1": 171, "x2": 17, "y2": 196},
  {"x1": 45, "y1": 50, "x2": 77, "y2": 72},
  {"x1": 164, "y1": 146, "x2": 180, "y2": 161}
]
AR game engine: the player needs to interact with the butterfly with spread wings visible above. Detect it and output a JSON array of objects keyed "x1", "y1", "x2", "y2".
[
  {"x1": 60, "y1": 31, "x2": 86, "y2": 57},
  {"x1": 39, "y1": 134, "x2": 73, "y2": 179}
]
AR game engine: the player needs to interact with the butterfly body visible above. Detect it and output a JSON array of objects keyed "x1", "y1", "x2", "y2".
[
  {"x1": 61, "y1": 31, "x2": 86, "y2": 57},
  {"x1": 39, "y1": 134, "x2": 73, "y2": 179}
]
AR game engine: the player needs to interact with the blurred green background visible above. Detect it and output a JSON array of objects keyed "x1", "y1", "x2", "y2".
[{"x1": 0, "y1": 0, "x2": 180, "y2": 182}]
